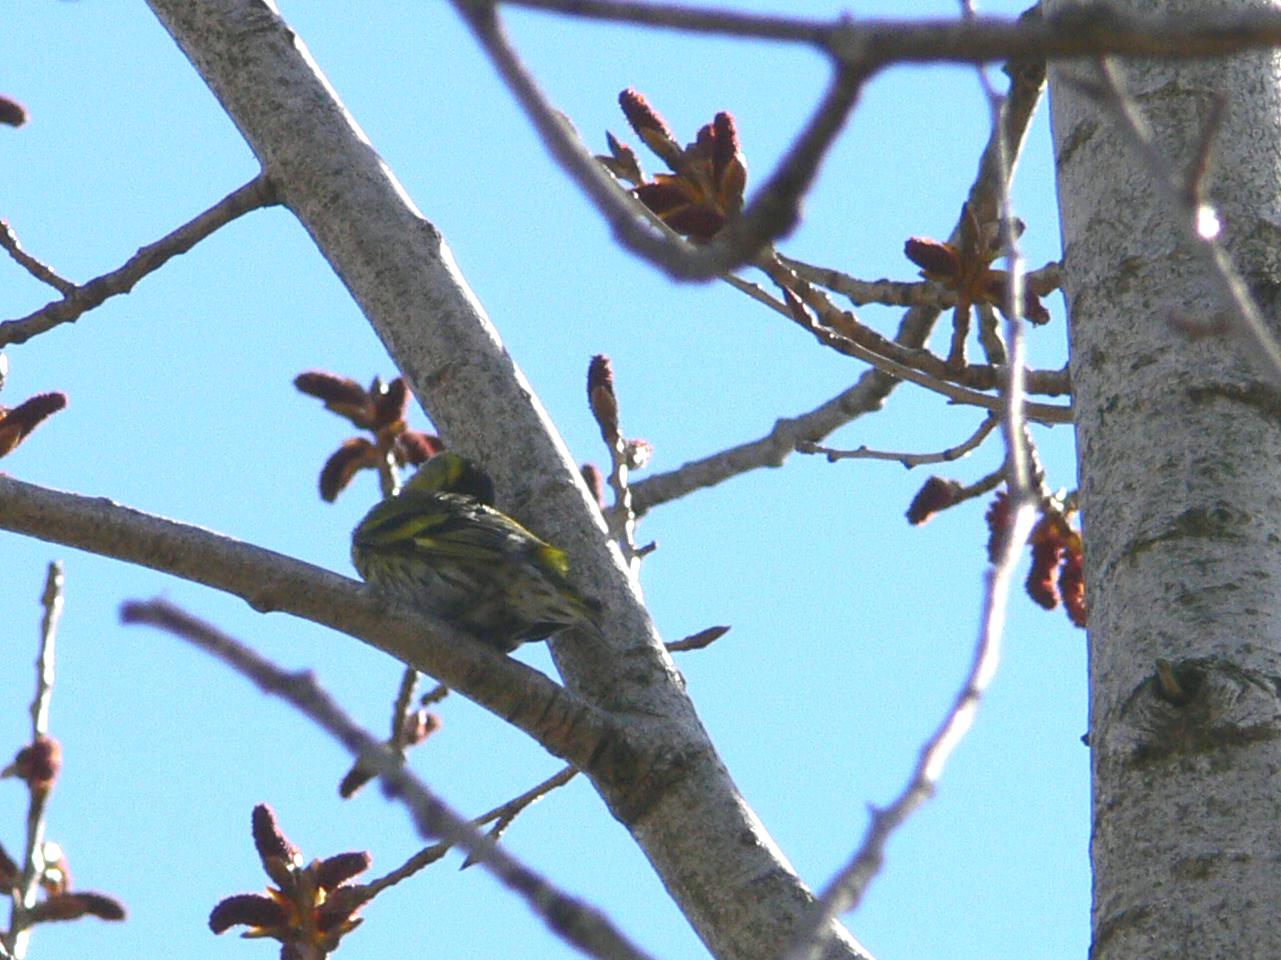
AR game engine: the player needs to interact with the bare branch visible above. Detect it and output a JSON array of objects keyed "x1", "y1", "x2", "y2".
[
  {"x1": 499, "y1": 0, "x2": 1281, "y2": 67},
  {"x1": 0, "y1": 176, "x2": 277, "y2": 348},
  {"x1": 764, "y1": 256, "x2": 1069, "y2": 401},
  {"x1": 0, "y1": 475, "x2": 631, "y2": 772},
  {"x1": 779, "y1": 255, "x2": 1062, "y2": 312},
  {"x1": 0, "y1": 223, "x2": 74, "y2": 296},
  {"x1": 31, "y1": 563, "x2": 62, "y2": 738},
  {"x1": 5, "y1": 563, "x2": 65, "y2": 959},
  {"x1": 630, "y1": 382, "x2": 916, "y2": 517},
  {"x1": 776, "y1": 280, "x2": 1072, "y2": 423},
  {"x1": 365, "y1": 764, "x2": 579, "y2": 889},
  {"x1": 120, "y1": 601, "x2": 658, "y2": 960},
  {"x1": 955, "y1": 465, "x2": 1006, "y2": 505},
  {"x1": 800, "y1": 414, "x2": 998, "y2": 469},
  {"x1": 786, "y1": 478, "x2": 1036, "y2": 960}
]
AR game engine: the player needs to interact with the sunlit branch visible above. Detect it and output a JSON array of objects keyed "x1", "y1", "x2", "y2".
[
  {"x1": 499, "y1": 0, "x2": 1281, "y2": 66},
  {"x1": 0, "y1": 176, "x2": 278, "y2": 348},
  {"x1": 360, "y1": 763, "x2": 581, "y2": 890},
  {"x1": 0, "y1": 223, "x2": 74, "y2": 296},
  {"x1": 779, "y1": 255, "x2": 1061, "y2": 314},
  {"x1": 763, "y1": 256, "x2": 1069, "y2": 400},
  {"x1": 784, "y1": 480, "x2": 1036, "y2": 960},
  {"x1": 775, "y1": 272, "x2": 1072, "y2": 424},
  {"x1": 121, "y1": 602, "x2": 657, "y2": 960},
  {"x1": 800, "y1": 414, "x2": 998, "y2": 468},
  {"x1": 3, "y1": 563, "x2": 64, "y2": 959},
  {"x1": 0, "y1": 475, "x2": 628, "y2": 771}
]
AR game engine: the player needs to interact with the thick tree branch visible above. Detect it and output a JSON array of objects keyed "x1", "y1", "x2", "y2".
[
  {"x1": 0, "y1": 475, "x2": 630, "y2": 776},
  {"x1": 500, "y1": 0, "x2": 1281, "y2": 66}
]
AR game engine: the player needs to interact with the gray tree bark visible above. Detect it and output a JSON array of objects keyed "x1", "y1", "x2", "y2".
[
  {"x1": 141, "y1": 1, "x2": 869, "y2": 959},
  {"x1": 1047, "y1": 1, "x2": 1281, "y2": 956}
]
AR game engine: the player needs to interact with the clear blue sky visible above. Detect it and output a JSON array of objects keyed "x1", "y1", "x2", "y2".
[{"x1": 3, "y1": 2, "x2": 1085, "y2": 959}]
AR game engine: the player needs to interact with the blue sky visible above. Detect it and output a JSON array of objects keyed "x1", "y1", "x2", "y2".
[{"x1": 3, "y1": 2, "x2": 1085, "y2": 959}]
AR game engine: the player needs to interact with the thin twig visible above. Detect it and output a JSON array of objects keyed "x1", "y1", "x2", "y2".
[
  {"x1": 778, "y1": 254, "x2": 1061, "y2": 313},
  {"x1": 120, "y1": 601, "x2": 657, "y2": 960},
  {"x1": 420, "y1": 683, "x2": 450, "y2": 707},
  {"x1": 720, "y1": 272, "x2": 792, "y2": 314},
  {"x1": 975, "y1": 302, "x2": 1008, "y2": 367},
  {"x1": 786, "y1": 54, "x2": 1041, "y2": 958},
  {"x1": 629, "y1": 381, "x2": 927, "y2": 517},
  {"x1": 390, "y1": 667, "x2": 419, "y2": 742},
  {"x1": 783, "y1": 480, "x2": 1036, "y2": 960},
  {"x1": 955, "y1": 464, "x2": 1006, "y2": 505},
  {"x1": 31, "y1": 563, "x2": 62, "y2": 738},
  {"x1": 764, "y1": 255, "x2": 1069, "y2": 400},
  {"x1": 367, "y1": 764, "x2": 580, "y2": 888},
  {"x1": 775, "y1": 280, "x2": 1072, "y2": 424},
  {"x1": 0, "y1": 176, "x2": 278, "y2": 348},
  {"x1": 6, "y1": 563, "x2": 64, "y2": 959},
  {"x1": 462, "y1": 763, "x2": 580, "y2": 869},
  {"x1": 800, "y1": 414, "x2": 998, "y2": 468},
  {"x1": 339, "y1": 663, "x2": 426, "y2": 798},
  {"x1": 0, "y1": 223, "x2": 74, "y2": 296}
]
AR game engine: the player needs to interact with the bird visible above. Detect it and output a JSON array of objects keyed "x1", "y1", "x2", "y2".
[{"x1": 351, "y1": 452, "x2": 601, "y2": 651}]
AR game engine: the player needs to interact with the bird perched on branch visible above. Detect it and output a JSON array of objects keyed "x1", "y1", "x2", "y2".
[{"x1": 351, "y1": 452, "x2": 601, "y2": 651}]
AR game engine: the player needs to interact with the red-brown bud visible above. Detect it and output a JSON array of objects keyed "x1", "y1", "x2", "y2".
[
  {"x1": 314, "y1": 851, "x2": 371, "y2": 891},
  {"x1": 906, "y1": 477, "x2": 962, "y2": 525},
  {"x1": 209, "y1": 893, "x2": 287, "y2": 934},
  {"x1": 0, "y1": 392, "x2": 67, "y2": 458},
  {"x1": 0, "y1": 96, "x2": 28, "y2": 128}
]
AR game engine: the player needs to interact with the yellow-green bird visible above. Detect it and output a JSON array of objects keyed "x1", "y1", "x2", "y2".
[{"x1": 351, "y1": 452, "x2": 601, "y2": 651}]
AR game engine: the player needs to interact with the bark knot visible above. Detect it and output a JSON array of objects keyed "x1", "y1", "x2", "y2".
[{"x1": 1119, "y1": 658, "x2": 1281, "y2": 768}]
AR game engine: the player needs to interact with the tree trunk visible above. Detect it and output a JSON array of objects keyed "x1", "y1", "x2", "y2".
[{"x1": 1047, "y1": 2, "x2": 1281, "y2": 956}]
